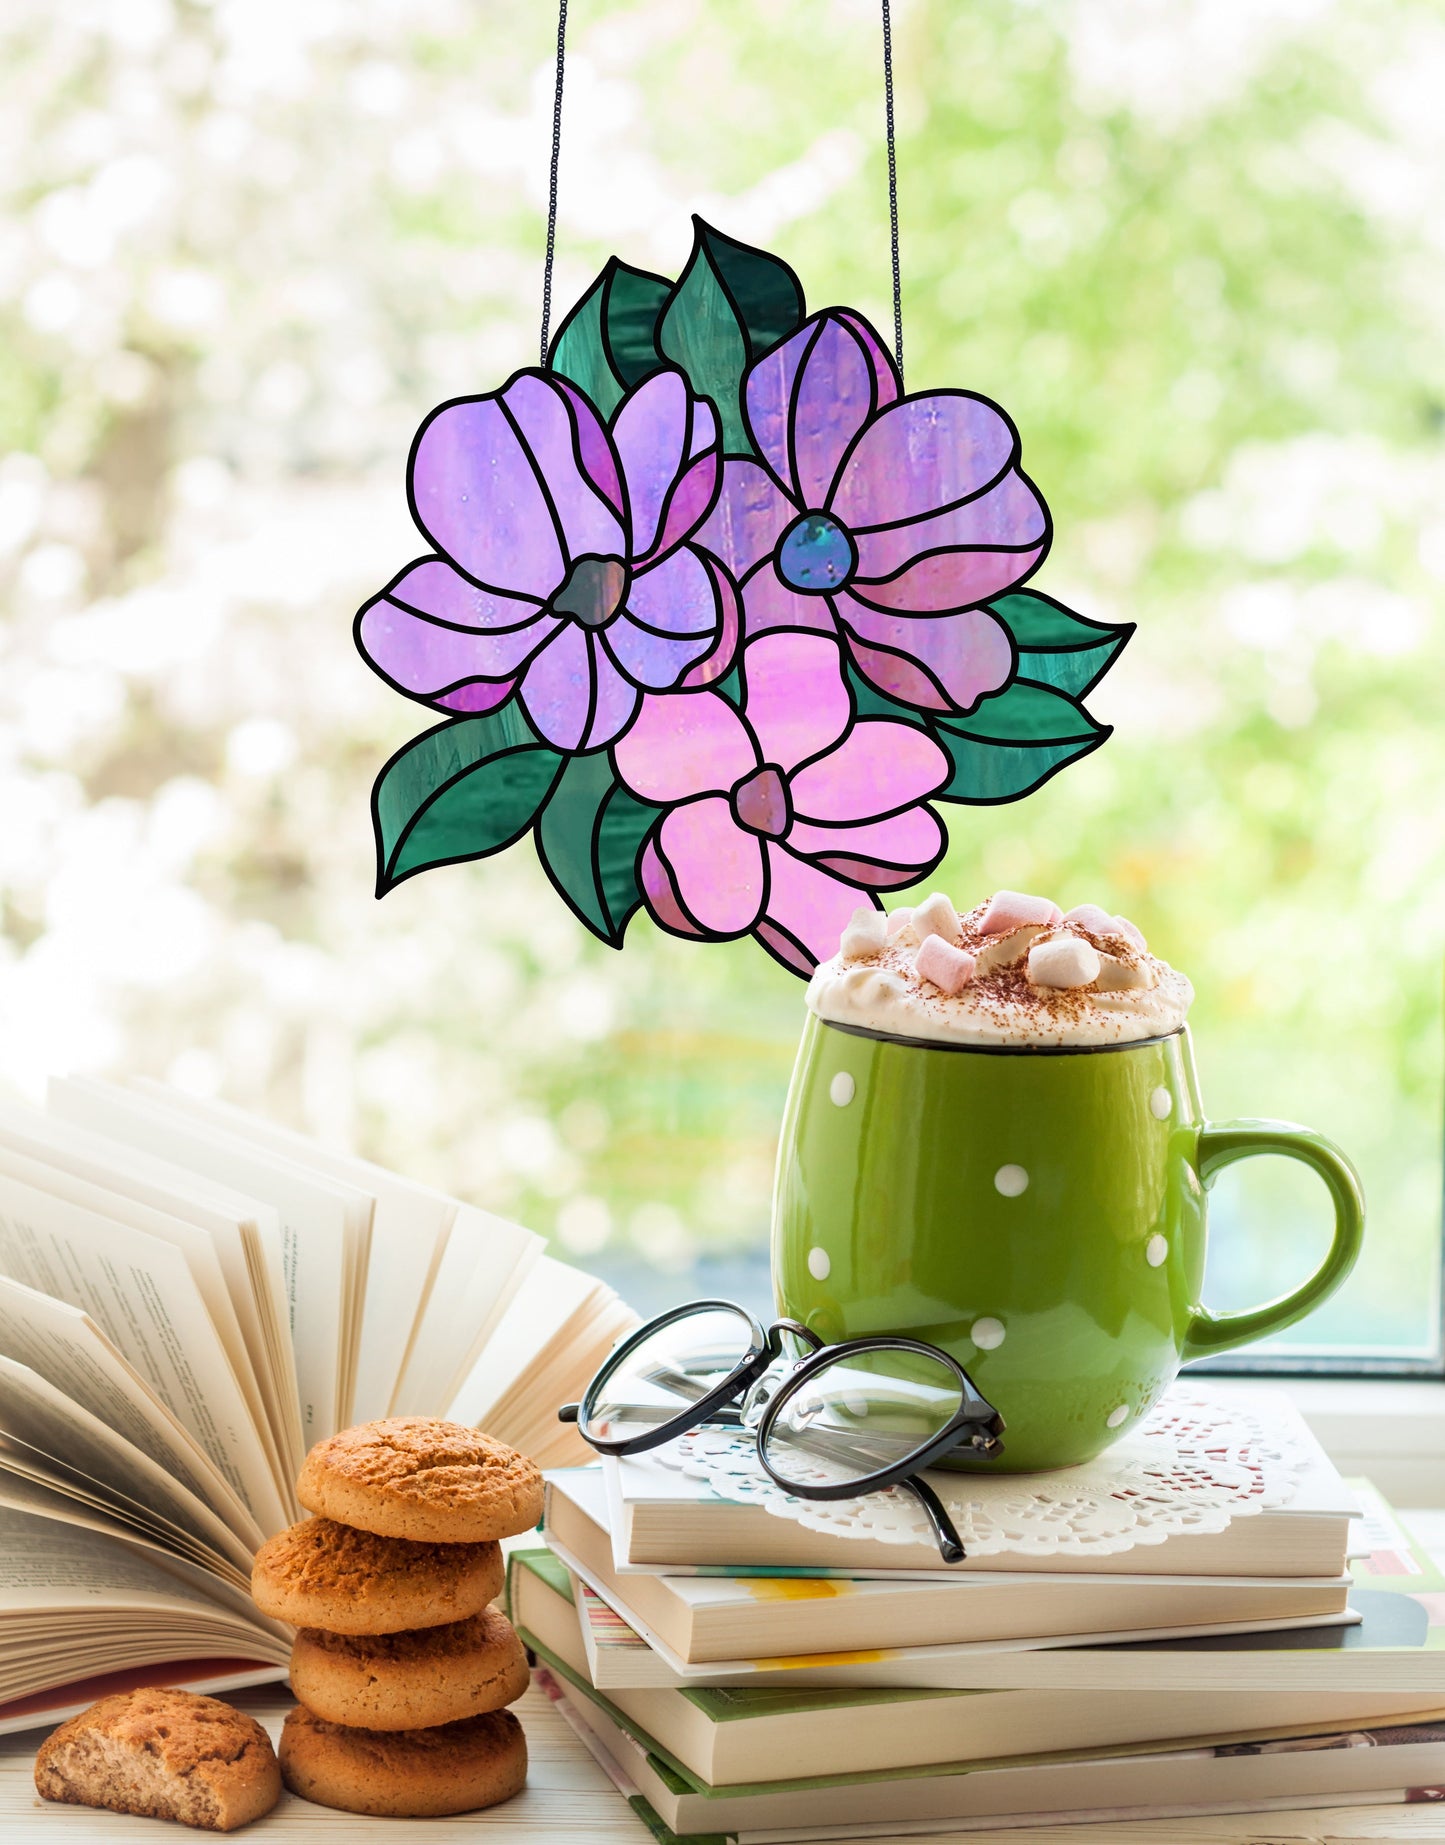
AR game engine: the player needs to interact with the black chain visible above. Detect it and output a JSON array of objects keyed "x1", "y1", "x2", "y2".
[
  {"x1": 881, "y1": 0, "x2": 904, "y2": 385},
  {"x1": 539, "y1": 0, "x2": 569, "y2": 364},
  {"x1": 540, "y1": 0, "x2": 902, "y2": 381}
]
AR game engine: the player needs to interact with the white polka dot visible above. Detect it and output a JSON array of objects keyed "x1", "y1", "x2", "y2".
[
  {"x1": 1146, "y1": 1234, "x2": 1168, "y2": 1268},
  {"x1": 970, "y1": 1317, "x2": 1006, "y2": 1350},
  {"x1": 830, "y1": 1072, "x2": 856, "y2": 1107},
  {"x1": 1150, "y1": 1086, "x2": 1173, "y2": 1120},
  {"x1": 994, "y1": 1164, "x2": 1029, "y2": 1197},
  {"x1": 807, "y1": 1246, "x2": 831, "y2": 1281},
  {"x1": 1106, "y1": 1404, "x2": 1130, "y2": 1428}
]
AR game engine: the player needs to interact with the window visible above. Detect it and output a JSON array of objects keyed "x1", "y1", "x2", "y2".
[{"x1": 1, "y1": 6, "x2": 1439, "y2": 1372}]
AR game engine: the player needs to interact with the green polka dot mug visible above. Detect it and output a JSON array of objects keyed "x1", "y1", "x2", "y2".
[{"x1": 770, "y1": 1017, "x2": 1364, "y2": 1472}]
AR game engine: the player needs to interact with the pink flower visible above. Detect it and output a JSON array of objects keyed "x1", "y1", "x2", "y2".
[
  {"x1": 694, "y1": 311, "x2": 1048, "y2": 714},
  {"x1": 613, "y1": 633, "x2": 949, "y2": 973},
  {"x1": 356, "y1": 367, "x2": 737, "y2": 752}
]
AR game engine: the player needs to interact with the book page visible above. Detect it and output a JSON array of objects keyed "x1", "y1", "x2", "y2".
[
  {"x1": 449, "y1": 1254, "x2": 592, "y2": 1426},
  {"x1": 0, "y1": 1276, "x2": 270, "y2": 1543},
  {"x1": 449, "y1": 1255, "x2": 635, "y2": 1463},
  {"x1": 130, "y1": 1080, "x2": 449, "y2": 1427},
  {"x1": 0, "y1": 1355, "x2": 254, "y2": 1577},
  {"x1": 51, "y1": 1078, "x2": 364, "y2": 1443},
  {"x1": 391, "y1": 1203, "x2": 541, "y2": 1415},
  {"x1": 0, "y1": 1472, "x2": 272, "y2": 1631},
  {"x1": 0, "y1": 1505, "x2": 242, "y2": 1609},
  {"x1": 0, "y1": 1102, "x2": 299, "y2": 1484},
  {"x1": 0, "y1": 1439, "x2": 237, "y2": 1586},
  {"x1": 0, "y1": 1464, "x2": 216, "y2": 1573},
  {"x1": 0, "y1": 1132, "x2": 283, "y2": 1500},
  {"x1": 0, "y1": 1173, "x2": 281, "y2": 1535},
  {"x1": 0, "y1": 1508, "x2": 289, "y2": 1692}
]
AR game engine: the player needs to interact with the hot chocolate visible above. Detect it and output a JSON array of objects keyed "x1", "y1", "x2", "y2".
[{"x1": 806, "y1": 889, "x2": 1193, "y2": 1049}]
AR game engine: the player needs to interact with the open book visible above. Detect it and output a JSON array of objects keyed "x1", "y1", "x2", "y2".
[{"x1": 0, "y1": 1077, "x2": 636, "y2": 1732}]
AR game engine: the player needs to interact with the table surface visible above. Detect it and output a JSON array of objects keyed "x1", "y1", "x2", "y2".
[
  {"x1": 9, "y1": 1510, "x2": 1445, "y2": 1843},
  {"x1": 7, "y1": 1683, "x2": 1445, "y2": 1844}
]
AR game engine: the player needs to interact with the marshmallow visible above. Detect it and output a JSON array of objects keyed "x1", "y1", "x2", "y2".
[
  {"x1": 1063, "y1": 903, "x2": 1117, "y2": 937},
  {"x1": 1064, "y1": 903, "x2": 1146, "y2": 950},
  {"x1": 974, "y1": 924, "x2": 1048, "y2": 974},
  {"x1": 1027, "y1": 935, "x2": 1101, "y2": 989},
  {"x1": 839, "y1": 906, "x2": 887, "y2": 962},
  {"x1": 885, "y1": 907, "x2": 914, "y2": 938},
  {"x1": 916, "y1": 935, "x2": 977, "y2": 996},
  {"x1": 1095, "y1": 953, "x2": 1156, "y2": 991},
  {"x1": 979, "y1": 890, "x2": 1064, "y2": 936},
  {"x1": 910, "y1": 891, "x2": 963, "y2": 946}
]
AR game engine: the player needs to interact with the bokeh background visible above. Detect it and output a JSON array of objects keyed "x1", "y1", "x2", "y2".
[{"x1": 2, "y1": 0, "x2": 1441, "y2": 1354}]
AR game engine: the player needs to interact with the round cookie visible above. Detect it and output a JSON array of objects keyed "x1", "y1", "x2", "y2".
[
  {"x1": 279, "y1": 1704, "x2": 526, "y2": 1818},
  {"x1": 296, "y1": 1418, "x2": 543, "y2": 1544},
  {"x1": 251, "y1": 1517, "x2": 502, "y2": 1634},
  {"x1": 289, "y1": 1606, "x2": 530, "y2": 1730}
]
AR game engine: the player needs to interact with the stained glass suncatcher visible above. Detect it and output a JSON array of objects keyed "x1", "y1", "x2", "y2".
[{"x1": 357, "y1": 220, "x2": 1131, "y2": 976}]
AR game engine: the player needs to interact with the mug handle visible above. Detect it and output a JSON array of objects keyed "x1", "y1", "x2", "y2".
[{"x1": 1180, "y1": 1119, "x2": 1365, "y2": 1366}]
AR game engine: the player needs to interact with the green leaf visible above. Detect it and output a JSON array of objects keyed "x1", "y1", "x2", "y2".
[
  {"x1": 987, "y1": 590, "x2": 1134, "y2": 699},
  {"x1": 844, "y1": 664, "x2": 937, "y2": 726},
  {"x1": 373, "y1": 708, "x2": 564, "y2": 894},
  {"x1": 548, "y1": 269, "x2": 623, "y2": 417},
  {"x1": 658, "y1": 218, "x2": 806, "y2": 455},
  {"x1": 692, "y1": 218, "x2": 804, "y2": 359},
  {"x1": 934, "y1": 678, "x2": 1109, "y2": 803},
  {"x1": 659, "y1": 246, "x2": 750, "y2": 453},
  {"x1": 842, "y1": 662, "x2": 1109, "y2": 804},
  {"x1": 606, "y1": 263, "x2": 671, "y2": 387},
  {"x1": 548, "y1": 258, "x2": 672, "y2": 416},
  {"x1": 949, "y1": 677, "x2": 1104, "y2": 744},
  {"x1": 536, "y1": 753, "x2": 661, "y2": 947}
]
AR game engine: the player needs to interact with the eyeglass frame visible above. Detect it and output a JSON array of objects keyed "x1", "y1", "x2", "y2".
[{"x1": 558, "y1": 1298, "x2": 1006, "y2": 1564}]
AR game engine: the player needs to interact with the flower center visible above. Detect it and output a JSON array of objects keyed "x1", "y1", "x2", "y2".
[
  {"x1": 732, "y1": 765, "x2": 790, "y2": 838},
  {"x1": 775, "y1": 512, "x2": 855, "y2": 595},
  {"x1": 553, "y1": 555, "x2": 627, "y2": 628}
]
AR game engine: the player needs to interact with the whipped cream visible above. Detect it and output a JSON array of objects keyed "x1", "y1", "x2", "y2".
[{"x1": 806, "y1": 891, "x2": 1193, "y2": 1048}]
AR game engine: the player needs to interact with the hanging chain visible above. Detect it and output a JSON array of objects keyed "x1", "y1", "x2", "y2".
[
  {"x1": 881, "y1": 0, "x2": 904, "y2": 385},
  {"x1": 539, "y1": 0, "x2": 569, "y2": 364},
  {"x1": 540, "y1": 0, "x2": 902, "y2": 379}
]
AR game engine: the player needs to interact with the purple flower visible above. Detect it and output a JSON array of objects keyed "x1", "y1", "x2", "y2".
[
  {"x1": 613, "y1": 632, "x2": 949, "y2": 974},
  {"x1": 694, "y1": 311, "x2": 1048, "y2": 713},
  {"x1": 356, "y1": 367, "x2": 738, "y2": 751}
]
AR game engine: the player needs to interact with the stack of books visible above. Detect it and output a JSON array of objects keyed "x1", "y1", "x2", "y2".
[{"x1": 508, "y1": 1402, "x2": 1445, "y2": 1841}]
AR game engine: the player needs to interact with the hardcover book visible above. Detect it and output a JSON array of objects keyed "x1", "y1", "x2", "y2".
[{"x1": 597, "y1": 1391, "x2": 1357, "y2": 1580}]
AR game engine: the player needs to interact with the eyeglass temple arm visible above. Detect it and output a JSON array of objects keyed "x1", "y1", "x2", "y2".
[
  {"x1": 558, "y1": 1403, "x2": 579, "y2": 1423},
  {"x1": 768, "y1": 1317, "x2": 825, "y2": 1354},
  {"x1": 903, "y1": 1475, "x2": 966, "y2": 1565}
]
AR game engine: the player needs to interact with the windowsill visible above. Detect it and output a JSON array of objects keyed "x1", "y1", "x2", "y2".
[{"x1": 1211, "y1": 1377, "x2": 1445, "y2": 1507}]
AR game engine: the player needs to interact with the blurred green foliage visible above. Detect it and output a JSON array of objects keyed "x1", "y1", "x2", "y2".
[{"x1": 0, "y1": 0, "x2": 1440, "y2": 1351}]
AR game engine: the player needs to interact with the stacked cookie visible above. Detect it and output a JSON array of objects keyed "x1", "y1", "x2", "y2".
[{"x1": 252, "y1": 1418, "x2": 543, "y2": 1819}]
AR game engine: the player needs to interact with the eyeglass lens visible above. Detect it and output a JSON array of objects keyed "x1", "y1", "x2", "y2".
[
  {"x1": 761, "y1": 1345, "x2": 964, "y2": 1489},
  {"x1": 581, "y1": 1303, "x2": 757, "y2": 1446}
]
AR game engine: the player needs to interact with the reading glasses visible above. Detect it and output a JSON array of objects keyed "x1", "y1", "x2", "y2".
[{"x1": 559, "y1": 1299, "x2": 1005, "y2": 1564}]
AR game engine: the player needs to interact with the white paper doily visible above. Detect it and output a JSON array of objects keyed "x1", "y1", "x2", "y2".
[{"x1": 663, "y1": 1385, "x2": 1310, "y2": 1559}]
